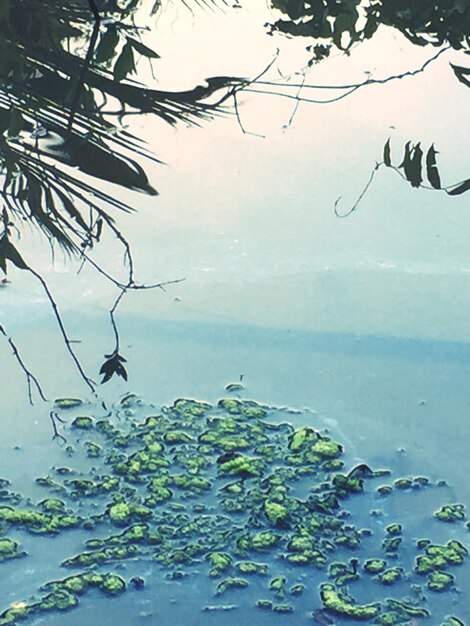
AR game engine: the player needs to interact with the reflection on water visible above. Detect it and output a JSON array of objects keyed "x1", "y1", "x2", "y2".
[{"x1": 1, "y1": 0, "x2": 470, "y2": 625}]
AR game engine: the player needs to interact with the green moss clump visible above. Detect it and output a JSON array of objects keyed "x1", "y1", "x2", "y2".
[
  {"x1": 251, "y1": 532, "x2": 279, "y2": 551},
  {"x1": 386, "y1": 599, "x2": 430, "y2": 618},
  {"x1": 363, "y1": 559, "x2": 387, "y2": 574},
  {"x1": 0, "y1": 603, "x2": 33, "y2": 625},
  {"x1": 385, "y1": 524, "x2": 402, "y2": 535},
  {"x1": 163, "y1": 430, "x2": 194, "y2": 444},
  {"x1": 84, "y1": 442, "x2": 102, "y2": 458},
  {"x1": 311, "y1": 439, "x2": 343, "y2": 458},
  {"x1": 427, "y1": 571, "x2": 454, "y2": 592},
  {"x1": 39, "y1": 499, "x2": 66, "y2": 513},
  {"x1": 218, "y1": 456, "x2": 262, "y2": 477},
  {"x1": 288, "y1": 427, "x2": 318, "y2": 452},
  {"x1": 264, "y1": 501, "x2": 289, "y2": 527},
  {"x1": 107, "y1": 502, "x2": 151, "y2": 526},
  {"x1": 435, "y1": 504, "x2": 466, "y2": 523},
  {"x1": 39, "y1": 589, "x2": 78, "y2": 611},
  {"x1": 0, "y1": 538, "x2": 26, "y2": 561},
  {"x1": 256, "y1": 600, "x2": 273, "y2": 610},
  {"x1": 207, "y1": 552, "x2": 232, "y2": 577},
  {"x1": 269, "y1": 576, "x2": 286, "y2": 597},
  {"x1": 100, "y1": 574, "x2": 126, "y2": 596},
  {"x1": 394, "y1": 478, "x2": 412, "y2": 490},
  {"x1": 236, "y1": 562, "x2": 268, "y2": 575},
  {"x1": 320, "y1": 584, "x2": 381, "y2": 620},
  {"x1": 289, "y1": 583, "x2": 305, "y2": 596},
  {"x1": 379, "y1": 567, "x2": 402, "y2": 585},
  {"x1": 54, "y1": 398, "x2": 83, "y2": 409},
  {"x1": 216, "y1": 578, "x2": 248, "y2": 595},
  {"x1": 217, "y1": 399, "x2": 242, "y2": 414},
  {"x1": 71, "y1": 416, "x2": 93, "y2": 429}
]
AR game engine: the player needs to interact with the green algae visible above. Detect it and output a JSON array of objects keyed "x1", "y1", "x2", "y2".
[
  {"x1": 379, "y1": 567, "x2": 403, "y2": 585},
  {"x1": 0, "y1": 395, "x2": 468, "y2": 625},
  {"x1": 0, "y1": 537, "x2": 26, "y2": 561},
  {"x1": 216, "y1": 577, "x2": 248, "y2": 595},
  {"x1": 363, "y1": 559, "x2": 387, "y2": 574},
  {"x1": 320, "y1": 583, "x2": 381, "y2": 619},
  {"x1": 0, "y1": 505, "x2": 80, "y2": 534},
  {"x1": 427, "y1": 570, "x2": 455, "y2": 592},
  {"x1": 71, "y1": 416, "x2": 93, "y2": 429},
  {"x1": 435, "y1": 504, "x2": 466, "y2": 523},
  {"x1": 236, "y1": 561, "x2": 268, "y2": 575},
  {"x1": 54, "y1": 398, "x2": 83, "y2": 409},
  {"x1": 207, "y1": 552, "x2": 232, "y2": 576}
]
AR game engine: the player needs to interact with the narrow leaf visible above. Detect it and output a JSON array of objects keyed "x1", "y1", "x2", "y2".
[
  {"x1": 383, "y1": 138, "x2": 391, "y2": 167},
  {"x1": 425, "y1": 145, "x2": 441, "y2": 189},
  {"x1": 0, "y1": 237, "x2": 28, "y2": 270},
  {"x1": 450, "y1": 63, "x2": 470, "y2": 88},
  {"x1": 95, "y1": 26, "x2": 120, "y2": 64},
  {"x1": 113, "y1": 42, "x2": 136, "y2": 82},
  {"x1": 126, "y1": 37, "x2": 160, "y2": 59},
  {"x1": 447, "y1": 178, "x2": 470, "y2": 196}
]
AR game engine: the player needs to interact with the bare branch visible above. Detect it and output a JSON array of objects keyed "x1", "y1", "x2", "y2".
[{"x1": 0, "y1": 324, "x2": 48, "y2": 404}]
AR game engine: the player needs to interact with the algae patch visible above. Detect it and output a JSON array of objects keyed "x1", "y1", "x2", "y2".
[{"x1": 0, "y1": 395, "x2": 468, "y2": 625}]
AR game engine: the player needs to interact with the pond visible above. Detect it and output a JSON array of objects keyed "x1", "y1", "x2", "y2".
[{"x1": 1, "y1": 1, "x2": 470, "y2": 625}]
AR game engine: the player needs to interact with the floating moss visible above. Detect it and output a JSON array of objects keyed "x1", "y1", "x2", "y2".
[
  {"x1": 386, "y1": 599, "x2": 430, "y2": 618},
  {"x1": 394, "y1": 479, "x2": 412, "y2": 490},
  {"x1": 264, "y1": 500, "x2": 289, "y2": 527},
  {"x1": 320, "y1": 584, "x2": 381, "y2": 620},
  {"x1": 379, "y1": 567, "x2": 402, "y2": 585},
  {"x1": 363, "y1": 559, "x2": 387, "y2": 574},
  {"x1": 385, "y1": 524, "x2": 402, "y2": 535},
  {"x1": 427, "y1": 571, "x2": 455, "y2": 592},
  {"x1": 236, "y1": 561, "x2": 267, "y2": 575},
  {"x1": 54, "y1": 399, "x2": 83, "y2": 409},
  {"x1": 256, "y1": 600, "x2": 273, "y2": 610},
  {"x1": 0, "y1": 538, "x2": 26, "y2": 561},
  {"x1": 216, "y1": 578, "x2": 248, "y2": 595},
  {"x1": 435, "y1": 504, "x2": 466, "y2": 523},
  {"x1": 71, "y1": 416, "x2": 93, "y2": 429},
  {"x1": 289, "y1": 583, "x2": 305, "y2": 596},
  {"x1": 207, "y1": 552, "x2": 232, "y2": 577}
]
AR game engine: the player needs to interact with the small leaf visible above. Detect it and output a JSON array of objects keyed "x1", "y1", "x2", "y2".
[
  {"x1": 425, "y1": 145, "x2": 441, "y2": 189},
  {"x1": 0, "y1": 236, "x2": 28, "y2": 270},
  {"x1": 95, "y1": 26, "x2": 120, "y2": 64},
  {"x1": 126, "y1": 36, "x2": 160, "y2": 59},
  {"x1": 447, "y1": 178, "x2": 470, "y2": 196},
  {"x1": 113, "y1": 42, "x2": 136, "y2": 82},
  {"x1": 400, "y1": 142, "x2": 423, "y2": 188},
  {"x1": 383, "y1": 138, "x2": 391, "y2": 167},
  {"x1": 450, "y1": 63, "x2": 470, "y2": 88}
]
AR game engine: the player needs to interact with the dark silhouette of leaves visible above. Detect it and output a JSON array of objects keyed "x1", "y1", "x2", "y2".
[
  {"x1": 450, "y1": 63, "x2": 470, "y2": 87},
  {"x1": 99, "y1": 352, "x2": 128, "y2": 384},
  {"x1": 447, "y1": 178, "x2": 470, "y2": 196},
  {"x1": 426, "y1": 145, "x2": 441, "y2": 189},
  {"x1": 383, "y1": 138, "x2": 391, "y2": 167}
]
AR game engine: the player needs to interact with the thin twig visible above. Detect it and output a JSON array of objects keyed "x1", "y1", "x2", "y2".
[
  {"x1": 334, "y1": 162, "x2": 382, "y2": 218},
  {"x1": 50, "y1": 411, "x2": 67, "y2": 444},
  {"x1": 27, "y1": 267, "x2": 96, "y2": 394},
  {"x1": 0, "y1": 324, "x2": 48, "y2": 404}
]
